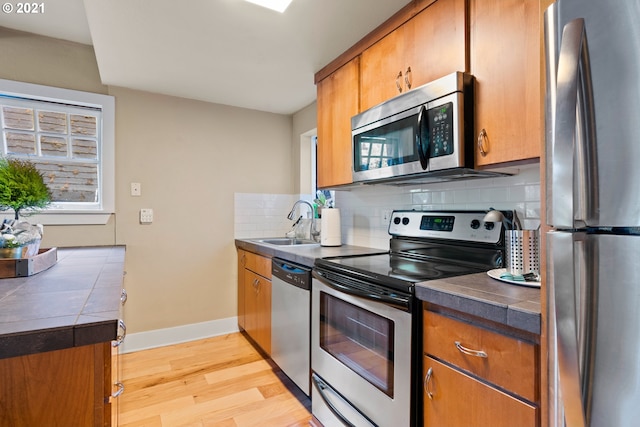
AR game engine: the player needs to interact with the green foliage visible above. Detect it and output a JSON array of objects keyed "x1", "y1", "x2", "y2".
[{"x1": 0, "y1": 158, "x2": 52, "y2": 220}]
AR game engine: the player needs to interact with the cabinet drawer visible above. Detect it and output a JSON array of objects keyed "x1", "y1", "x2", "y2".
[
  {"x1": 423, "y1": 356, "x2": 537, "y2": 427},
  {"x1": 423, "y1": 311, "x2": 537, "y2": 402},
  {"x1": 244, "y1": 251, "x2": 271, "y2": 279}
]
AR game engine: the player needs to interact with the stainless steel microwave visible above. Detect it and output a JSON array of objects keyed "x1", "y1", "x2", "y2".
[{"x1": 351, "y1": 72, "x2": 475, "y2": 184}]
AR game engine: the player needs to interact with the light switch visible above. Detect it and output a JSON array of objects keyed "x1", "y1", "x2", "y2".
[
  {"x1": 131, "y1": 182, "x2": 141, "y2": 196},
  {"x1": 140, "y1": 208, "x2": 153, "y2": 224}
]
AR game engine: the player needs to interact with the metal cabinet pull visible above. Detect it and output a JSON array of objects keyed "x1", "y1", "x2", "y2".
[
  {"x1": 404, "y1": 66, "x2": 412, "y2": 90},
  {"x1": 424, "y1": 367, "x2": 434, "y2": 400},
  {"x1": 113, "y1": 319, "x2": 127, "y2": 347},
  {"x1": 455, "y1": 341, "x2": 488, "y2": 358},
  {"x1": 477, "y1": 128, "x2": 489, "y2": 157},
  {"x1": 120, "y1": 288, "x2": 128, "y2": 305},
  {"x1": 109, "y1": 382, "x2": 124, "y2": 402},
  {"x1": 396, "y1": 71, "x2": 403, "y2": 93}
]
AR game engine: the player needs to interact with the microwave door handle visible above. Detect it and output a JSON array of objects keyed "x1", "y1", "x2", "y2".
[{"x1": 416, "y1": 105, "x2": 429, "y2": 170}]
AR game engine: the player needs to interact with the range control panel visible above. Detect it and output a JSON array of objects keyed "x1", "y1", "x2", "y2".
[{"x1": 388, "y1": 211, "x2": 503, "y2": 243}]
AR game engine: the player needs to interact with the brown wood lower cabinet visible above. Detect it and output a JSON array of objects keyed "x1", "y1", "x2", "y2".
[
  {"x1": 243, "y1": 269, "x2": 272, "y2": 354},
  {"x1": 0, "y1": 342, "x2": 113, "y2": 427},
  {"x1": 423, "y1": 307, "x2": 539, "y2": 427},
  {"x1": 423, "y1": 356, "x2": 537, "y2": 427},
  {"x1": 237, "y1": 249, "x2": 272, "y2": 355}
]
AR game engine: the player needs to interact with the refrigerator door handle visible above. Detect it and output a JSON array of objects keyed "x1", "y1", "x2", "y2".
[
  {"x1": 549, "y1": 231, "x2": 591, "y2": 427},
  {"x1": 550, "y1": 17, "x2": 598, "y2": 228}
]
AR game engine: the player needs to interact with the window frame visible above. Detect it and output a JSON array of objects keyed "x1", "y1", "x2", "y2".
[{"x1": 0, "y1": 79, "x2": 115, "y2": 225}]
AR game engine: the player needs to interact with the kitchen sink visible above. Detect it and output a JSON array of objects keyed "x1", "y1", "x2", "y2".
[{"x1": 256, "y1": 238, "x2": 320, "y2": 247}]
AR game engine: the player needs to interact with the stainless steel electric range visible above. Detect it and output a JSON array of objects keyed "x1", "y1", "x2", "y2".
[{"x1": 311, "y1": 210, "x2": 511, "y2": 427}]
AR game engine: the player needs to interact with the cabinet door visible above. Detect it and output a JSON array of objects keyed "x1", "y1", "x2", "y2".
[
  {"x1": 244, "y1": 270, "x2": 271, "y2": 354},
  {"x1": 406, "y1": 0, "x2": 467, "y2": 88},
  {"x1": 470, "y1": 0, "x2": 541, "y2": 166},
  {"x1": 423, "y1": 356, "x2": 537, "y2": 427},
  {"x1": 360, "y1": 25, "x2": 407, "y2": 111},
  {"x1": 0, "y1": 343, "x2": 109, "y2": 427},
  {"x1": 317, "y1": 57, "x2": 360, "y2": 188},
  {"x1": 255, "y1": 276, "x2": 271, "y2": 354},
  {"x1": 360, "y1": 0, "x2": 467, "y2": 111}
]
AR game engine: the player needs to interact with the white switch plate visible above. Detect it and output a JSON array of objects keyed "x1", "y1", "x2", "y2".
[
  {"x1": 130, "y1": 182, "x2": 141, "y2": 196},
  {"x1": 140, "y1": 208, "x2": 153, "y2": 224}
]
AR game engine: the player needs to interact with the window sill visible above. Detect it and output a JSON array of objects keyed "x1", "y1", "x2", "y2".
[{"x1": 0, "y1": 213, "x2": 113, "y2": 226}]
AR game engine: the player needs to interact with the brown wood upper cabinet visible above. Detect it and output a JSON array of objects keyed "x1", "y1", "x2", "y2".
[
  {"x1": 316, "y1": 57, "x2": 360, "y2": 188},
  {"x1": 470, "y1": 0, "x2": 541, "y2": 167},
  {"x1": 360, "y1": 0, "x2": 467, "y2": 112}
]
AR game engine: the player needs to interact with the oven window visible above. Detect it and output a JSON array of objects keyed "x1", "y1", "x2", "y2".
[{"x1": 319, "y1": 292, "x2": 394, "y2": 397}]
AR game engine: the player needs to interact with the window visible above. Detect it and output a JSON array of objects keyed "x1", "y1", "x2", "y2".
[{"x1": 0, "y1": 79, "x2": 115, "y2": 225}]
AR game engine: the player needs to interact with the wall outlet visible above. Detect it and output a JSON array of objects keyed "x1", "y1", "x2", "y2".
[
  {"x1": 381, "y1": 210, "x2": 393, "y2": 226},
  {"x1": 140, "y1": 208, "x2": 153, "y2": 224},
  {"x1": 130, "y1": 182, "x2": 141, "y2": 196}
]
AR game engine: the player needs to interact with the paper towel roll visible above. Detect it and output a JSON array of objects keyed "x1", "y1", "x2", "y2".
[{"x1": 321, "y1": 208, "x2": 341, "y2": 247}]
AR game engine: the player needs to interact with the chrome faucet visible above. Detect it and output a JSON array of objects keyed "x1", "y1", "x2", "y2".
[{"x1": 287, "y1": 200, "x2": 314, "y2": 220}]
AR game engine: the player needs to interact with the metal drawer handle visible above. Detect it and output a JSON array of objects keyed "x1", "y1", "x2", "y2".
[
  {"x1": 113, "y1": 319, "x2": 127, "y2": 347},
  {"x1": 477, "y1": 128, "x2": 489, "y2": 157},
  {"x1": 455, "y1": 341, "x2": 488, "y2": 358},
  {"x1": 110, "y1": 382, "x2": 125, "y2": 401},
  {"x1": 424, "y1": 366, "x2": 434, "y2": 400}
]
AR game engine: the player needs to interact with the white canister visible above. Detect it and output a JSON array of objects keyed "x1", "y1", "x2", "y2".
[{"x1": 320, "y1": 208, "x2": 341, "y2": 247}]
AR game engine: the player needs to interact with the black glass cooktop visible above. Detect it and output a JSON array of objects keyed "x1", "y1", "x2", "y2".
[{"x1": 315, "y1": 253, "x2": 487, "y2": 293}]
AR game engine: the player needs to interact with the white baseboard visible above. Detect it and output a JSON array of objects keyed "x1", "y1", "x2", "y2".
[{"x1": 119, "y1": 317, "x2": 239, "y2": 354}]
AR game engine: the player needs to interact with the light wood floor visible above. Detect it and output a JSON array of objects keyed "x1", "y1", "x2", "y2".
[{"x1": 118, "y1": 332, "x2": 312, "y2": 427}]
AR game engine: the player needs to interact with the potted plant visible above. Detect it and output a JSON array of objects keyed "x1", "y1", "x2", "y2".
[{"x1": 0, "y1": 158, "x2": 52, "y2": 258}]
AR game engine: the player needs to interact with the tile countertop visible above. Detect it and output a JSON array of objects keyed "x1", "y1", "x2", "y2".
[
  {"x1": 0, "y1": 246, "x2": 125, "y2": 359},
  {"x1": 235, "y1": 238, "x2": 387, "y2": 267},
  {"x1": 416, "y1": 272, "x2": 541, "y2": 335}
]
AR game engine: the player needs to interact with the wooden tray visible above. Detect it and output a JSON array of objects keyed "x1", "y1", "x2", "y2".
[{"x1": 0, "y1": 247, "x2": 57, "y2": 279}]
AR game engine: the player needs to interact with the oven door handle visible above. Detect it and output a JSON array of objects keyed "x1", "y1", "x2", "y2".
[
  {"x1": 313, "y1": 271, "x2": 411, "y2": 311},
  {"x1": 312, "y1": 373, "x2": 378, "y2": 427}
]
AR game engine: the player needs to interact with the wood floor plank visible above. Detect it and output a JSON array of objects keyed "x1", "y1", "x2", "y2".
[{"x1": 119, "y1": 332, "x2": 312, "y2": 427}]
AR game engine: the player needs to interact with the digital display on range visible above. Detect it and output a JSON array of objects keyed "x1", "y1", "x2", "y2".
[{"x1": 420, "y1": 215, "x2": 455, "y2": 232}]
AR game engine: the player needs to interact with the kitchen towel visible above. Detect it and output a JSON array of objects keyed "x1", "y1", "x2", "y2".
[{"x1": 320, "y1": 208, "x2": 341, "y2": 247}]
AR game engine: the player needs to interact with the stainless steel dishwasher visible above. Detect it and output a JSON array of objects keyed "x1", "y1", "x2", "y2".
[{"x1": 271, "y1": 257, "x2": 311, "y2": 396}]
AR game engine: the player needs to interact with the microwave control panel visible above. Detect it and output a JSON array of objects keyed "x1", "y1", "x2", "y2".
[{"x1": 427, "y1": 102, "x2": 454, "y2": 158}]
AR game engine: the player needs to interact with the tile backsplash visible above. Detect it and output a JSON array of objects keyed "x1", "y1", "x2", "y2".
[
  {"x1": 234, "y1": 193, "x2": 314, "y2": 239},
  {"x1": 235, "y1": 164, "x2": 540, "y2": 249}
]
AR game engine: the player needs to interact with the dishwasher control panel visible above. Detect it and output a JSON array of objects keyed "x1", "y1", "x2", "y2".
[{"x1": 272, "y1": 258, "x2": 311, "y2": 290}]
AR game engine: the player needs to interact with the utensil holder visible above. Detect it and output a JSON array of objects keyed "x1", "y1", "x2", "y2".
[{"x1": 506, "y1": 230, "x2": 540, "y2": 275}]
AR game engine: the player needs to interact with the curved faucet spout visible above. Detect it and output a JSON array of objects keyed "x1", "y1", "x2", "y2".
[{"x1": 287, "y1": 200, "x2": 314, "y2": 220}]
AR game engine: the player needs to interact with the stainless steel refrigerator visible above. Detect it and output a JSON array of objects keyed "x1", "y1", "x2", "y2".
[{"x1": 545, "y1": 1, "x2": 640, "y2": 426}]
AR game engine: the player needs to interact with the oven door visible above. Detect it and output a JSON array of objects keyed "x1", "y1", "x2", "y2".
[{"x1": 311, "y1": 273, "x2": 413, "y2": 427}]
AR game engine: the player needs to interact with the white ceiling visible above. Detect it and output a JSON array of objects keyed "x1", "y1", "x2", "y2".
[{"x1": 1, "y1": 0, "x2": 410, "y2": 114}]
